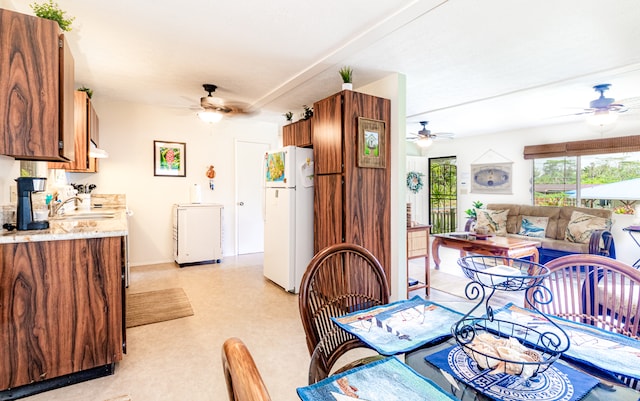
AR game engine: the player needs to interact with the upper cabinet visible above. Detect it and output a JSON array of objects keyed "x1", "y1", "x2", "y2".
[
  {"x1": 282, "y1": 119, "x2": 312, "y2": 148},
  {"x1": 49, "y1": 91, "x2": 100, "y2": 172},
  {"x1": 0, "y1": 8, "x2": 75, "y2": 161}
]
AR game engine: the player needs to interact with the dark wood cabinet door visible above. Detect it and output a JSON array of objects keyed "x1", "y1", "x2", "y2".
[
  {"x1": 314, "y1": 174, "x2": 343, "y2": 253},
  {"x1": 50, "y1": 91, "x2": 89, "y2": 170},
  {"x1": 0, "y1": 237, "x2": 123, "y2": 390},
  {"x1": 59, "y1": 33, "x2": 75, "y2": 161},
  {"x1": 313, "y1": 93, "x2": 343, "y2": 174},
  {"x1": 294, "y1": 118, "x2": 312, "y2": 147},
  {"x1": 282, "y1": 123, "x2": 295, "y2": 146},
  {"x1": 0, "y1": 9, "x2": 61, "y2": 160},
  {"x1": 342, "y1": 91, "x2": 392, "y2": 280}
]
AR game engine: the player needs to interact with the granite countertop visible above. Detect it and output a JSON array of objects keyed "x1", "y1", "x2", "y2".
[{"x1": 0, "y1": 208, "x2": 128, "y2": 244}]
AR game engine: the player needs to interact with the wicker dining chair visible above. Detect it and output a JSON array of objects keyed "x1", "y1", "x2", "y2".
[
  {"x1": 298, "y1": 243, "x2": 390, "y2": 384},
  {"x1": 221, "y1": 337, "x2": 272, "y2": 401},
  {"x1": 525, "y1": 254, "x2": 640, "y2": 388}
]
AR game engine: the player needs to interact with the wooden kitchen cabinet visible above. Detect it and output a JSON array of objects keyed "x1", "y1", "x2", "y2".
[
  {"x1": 0, "y1": 8, "x2": 75, "y2": 161},
  {"x1": 282, "y1": 118, "x2": 312, "y2": 147},
  {"x1": 312, "y1": 90, "x2": 391, "y2": 284},
  {"x1": 49, "y1": 91, "x2": 100, "y2": 172},
  {"x1": 0, "y1": 237, "x2": 124, "y2": 391}
]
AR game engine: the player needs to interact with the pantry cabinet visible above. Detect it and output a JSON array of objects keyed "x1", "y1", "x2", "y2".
[
  {"x1": 0, "y1": 8, "x2": 75, "y2": 161},
  {"x1": 49, "y1": 91, "x2": 100, "y2": 172},
  {"x1": 312, "y1": 90, "x2": 391, "y2": 283}
]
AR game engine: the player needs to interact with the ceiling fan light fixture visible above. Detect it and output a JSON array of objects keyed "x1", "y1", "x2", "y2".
[
  {"x1": 587, "y1": 109, "x2": 618, "y2": 127},
  {"x1": 198, "y1": 109, "x2": 223, "y2": 123},
  {"x1": 417, "y1": 136, "x2": 433, "y2": 148}
]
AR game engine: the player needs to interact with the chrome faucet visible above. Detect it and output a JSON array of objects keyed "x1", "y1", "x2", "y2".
[{"x1": 50, "y1": 197, "x2": 83, "y2": 217}]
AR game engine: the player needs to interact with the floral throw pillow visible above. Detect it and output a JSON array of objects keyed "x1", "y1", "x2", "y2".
[
  {"x1": 518, "y1": 216, "x2": 548, "y2": 238},
  {"x1": 565, "y1": 211, "x2": 611, "y2": 244},
  {"x1": 475, "y1": 209, "x2": 509, "y2": 236}
]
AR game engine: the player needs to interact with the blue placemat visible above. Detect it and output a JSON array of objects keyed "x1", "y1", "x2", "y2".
[
  {"x1": 426, "y1": 346, "x2": 599, "y2": 401},
  {"x1": 297, "y1": 356, "x2": 456, "y2": 401},
  {"x1": 491, "y1": 303, "x2": 640, "y2": 382},
  {"x1": 330, "y1": 296, "x2": 463, "y2": 355}
]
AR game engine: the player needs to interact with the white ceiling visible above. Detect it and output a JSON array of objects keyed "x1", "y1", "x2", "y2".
[{"x1": 4, "y1": 0, "x2": 640, "y2": 137}]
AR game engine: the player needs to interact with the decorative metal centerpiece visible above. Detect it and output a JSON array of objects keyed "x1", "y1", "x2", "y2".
[{"x1": 452, "y1": 256, "x2": 570, "y2": 380}]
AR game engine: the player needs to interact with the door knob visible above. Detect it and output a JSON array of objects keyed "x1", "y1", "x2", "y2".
[{"x1": 238, "y1": 202, "x2": 245, "y2": 206}]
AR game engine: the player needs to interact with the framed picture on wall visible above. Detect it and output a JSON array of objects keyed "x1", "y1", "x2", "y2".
[
  {"x1": 470, "y1": 162, "x2": 513, "y2": 194},
  {"x1": 154, "y1": 140, "x2": 186, "y2": 177},
  {"x1": 357, "y1": 117, "x2": 386, "y2": 168}
]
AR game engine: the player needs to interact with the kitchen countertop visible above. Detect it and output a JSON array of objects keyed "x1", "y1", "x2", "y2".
[{"x1": 0, "y1": 208, "x2": 128, "y2": 244}]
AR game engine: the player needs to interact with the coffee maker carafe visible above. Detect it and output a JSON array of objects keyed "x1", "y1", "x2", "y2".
[{"x1": 16, "y1": 177, "x2": 49, "y2": 231}]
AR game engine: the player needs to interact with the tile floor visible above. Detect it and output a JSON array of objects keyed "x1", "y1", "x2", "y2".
[{"x1": 21, "y1": 247, "x2": 486, "y2": 401}]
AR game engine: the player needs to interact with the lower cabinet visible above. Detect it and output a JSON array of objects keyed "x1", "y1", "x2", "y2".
[{"x1": 0, "y1": 237, "x2": 124, "y2": 390}]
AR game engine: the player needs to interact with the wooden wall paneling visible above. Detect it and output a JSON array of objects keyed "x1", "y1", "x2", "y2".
[
  {"x1": 0, "y1": 10, "x2": 60, "y2": 159},
  {"x1": 0, "y1": 237, "x2": 123, "y2": 389},
  {"x1": 313, "y1": 174, "x2": 343, "y2": 253},
  {"x1": 312, "y1": 93, "x2": 343, "y2": 174}
]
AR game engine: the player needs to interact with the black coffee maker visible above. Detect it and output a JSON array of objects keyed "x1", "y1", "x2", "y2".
[{"x1": 16, "y1": 177, "x2": 49, "y2": 231}]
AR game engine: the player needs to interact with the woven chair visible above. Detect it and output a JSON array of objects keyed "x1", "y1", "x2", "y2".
[
  {"x1": 298, "y1": 243, "x2": 390, "y2": 384},
  {"x1": 525, "y1": 254, "x2": 640, "y2": 388},
  {"x1": 221, "y1": 337, "x2": 272, "y2": 401}
]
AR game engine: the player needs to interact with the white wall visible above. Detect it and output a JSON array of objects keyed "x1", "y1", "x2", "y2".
[
  {"x1": 358, "y1": 73, "x2": 407, "y2": 301},
  {"x1": 65, "y1": 99, "x2": 279, "y2": 266},
  {"x1": 421, "y1": 120, "x2": 640, "y2": 266}
]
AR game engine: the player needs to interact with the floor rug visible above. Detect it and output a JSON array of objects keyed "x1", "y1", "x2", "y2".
[{"x1": 126, "y1": 288, "x2": 194, "y2": 328}]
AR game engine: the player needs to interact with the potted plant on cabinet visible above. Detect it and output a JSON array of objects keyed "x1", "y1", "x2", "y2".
[
  {"x1": 283, "y1": 111, "x2": 293, "y2": 123},
  {"x1": 339, "y1": 66, "x2": 353, "y2": 90},
  {"x1": 301, "y1": 105, "x2": 313, "y2": 120},
  {"x1": 30, "y1": 0, "x2": 75, "y2": 31}
]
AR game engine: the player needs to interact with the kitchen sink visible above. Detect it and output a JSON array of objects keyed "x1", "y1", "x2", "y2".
[{"x1": 51, "y1": 209, "x2": 117, "y2": 220}]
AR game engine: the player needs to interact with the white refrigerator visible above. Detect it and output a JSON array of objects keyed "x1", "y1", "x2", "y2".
[{"x1": 263, "y1": 146, "x2": 314, "y2": 293}]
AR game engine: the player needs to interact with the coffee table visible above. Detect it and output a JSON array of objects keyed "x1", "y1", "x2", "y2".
[{"x1": 431, "y1": 232, "x2": 540, "y2": 268}]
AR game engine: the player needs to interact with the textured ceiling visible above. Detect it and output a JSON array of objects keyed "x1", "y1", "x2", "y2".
[{"x1": 3, "y1": 0, "x2": 640, "y2": 137}]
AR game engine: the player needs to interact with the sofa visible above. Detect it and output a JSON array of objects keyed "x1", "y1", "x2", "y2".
[{"x1": 467, "y1": 204, "x2": 616, "y2": 264}]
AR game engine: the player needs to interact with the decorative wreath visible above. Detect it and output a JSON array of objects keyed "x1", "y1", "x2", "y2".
[{"x1": 406, "y1": 171, "x2": 424, "y2": 194}]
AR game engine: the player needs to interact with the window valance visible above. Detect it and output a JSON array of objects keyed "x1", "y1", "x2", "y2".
[{"x1": 523, "y1": 135, "x2": 640, "y2": 159}]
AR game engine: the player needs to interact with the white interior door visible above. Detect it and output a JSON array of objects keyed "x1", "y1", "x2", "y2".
[{"x1": 236, "y1": 140, "x2": 270, "y2": 254}]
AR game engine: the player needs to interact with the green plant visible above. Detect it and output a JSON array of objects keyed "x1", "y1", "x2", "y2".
[
  {"x1": 283, "y1": 111, "x2": 293, "y2": 122},
  {"x1": 464, "y1": 200, "x2": 484, "y2": 219},
  {"x1": 302, "y1": 105, "x2": 313, "y2": 120},
  {"x1": 338, "y1": 66, "x2": 353, "y2": 83},
  {"x1": 77, "y1": 86, "x2": 93, "y2": 99},
  {"x1": 30, "y1": 0, "x2": 75, "y2": 32}
]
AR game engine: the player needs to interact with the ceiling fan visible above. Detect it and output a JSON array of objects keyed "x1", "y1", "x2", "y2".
[
  {"x1": 577, "y1": 84, "x2": 628, "y2": 126},
  {"x1": 196, "y1": 84, "x2": 254, "y2": 122},
  {"x1": 406, "y1": 121, "x2": 454, "y2": 148}
]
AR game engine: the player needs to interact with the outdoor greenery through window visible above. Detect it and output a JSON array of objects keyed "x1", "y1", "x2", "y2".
[{"x1": 533, "y1": 151, "x2": 640, "y2": 214}]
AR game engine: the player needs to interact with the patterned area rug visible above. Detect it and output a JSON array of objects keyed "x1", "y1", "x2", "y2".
[{"x1": 126, "y1": 288, "x2": 194, "y2": 328}]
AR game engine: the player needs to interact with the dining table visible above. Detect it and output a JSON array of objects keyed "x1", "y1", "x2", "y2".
[
  {"x1": 404, "y1": 300, "x2": 640, "y2": 401},
  {"x1": 298, "y1": 296, "x2": 640, "y2": 401}
]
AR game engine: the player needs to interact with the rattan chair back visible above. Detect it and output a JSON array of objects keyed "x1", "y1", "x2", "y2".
[
  {"x1": 526, "y1": 254, "x2": 640, "y2": 338},
  {"x1": 298, "y1": 243, "x2": 390, "y2": 383}
]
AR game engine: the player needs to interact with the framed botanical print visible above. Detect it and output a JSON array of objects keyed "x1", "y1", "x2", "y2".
[
  {"x1": 357, "y1": 117, "x2": 386, "y2": 168},
  {"x1": 154, "y1": 140, "x2": 186, "y2": 177}
]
